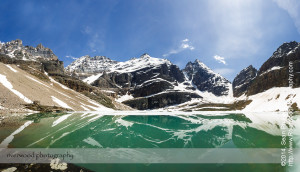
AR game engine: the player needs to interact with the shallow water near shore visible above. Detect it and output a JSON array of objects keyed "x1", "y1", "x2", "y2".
[{"x1": 0, "y1": 112, "x2": 299, "y2": 171}]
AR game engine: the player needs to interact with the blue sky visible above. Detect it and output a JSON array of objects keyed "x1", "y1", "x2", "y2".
[{"x1": 1, "y1": 0, "x2": 300, "y2": 81}]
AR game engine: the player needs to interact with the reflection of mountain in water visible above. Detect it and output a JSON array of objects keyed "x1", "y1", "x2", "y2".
[
  {"x1": 5, "y1": 112, "x2": 291, "y2": 149},
  {"x1": 232, "y1": 125, "x2": 282, "y2": 148}
]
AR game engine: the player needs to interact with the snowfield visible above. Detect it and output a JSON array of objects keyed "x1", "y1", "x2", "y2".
[{"x1": 243, "y1": 87, "x2": 300, "y2": 112}]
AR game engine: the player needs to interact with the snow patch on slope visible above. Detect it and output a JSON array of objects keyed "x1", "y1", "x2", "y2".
[
  {"x1": 116, "y1": 94, "x2": 134, "y2": 102},
  {"x1": 6, "y1": 65, "x2": 17, "y2": 72},
  {"x1": 83, "y1": 73, "x2": 103, "y2": 84},
  {"x1": 51, "y1": 96, "x2": 72, "y2": 110},
  {"x1": 0, "y1": 74, "x2": 32, "y2": 103},
  {"x1": 260, "y1": 66, "x2": 283, "y2": 76}
]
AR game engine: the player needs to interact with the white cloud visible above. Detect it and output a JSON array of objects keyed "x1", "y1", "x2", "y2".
[
  {"x1": 182, "y1": 39, "x2": 189, "y2": 42},
  {"x1": 213, "y1": 68, "x2": 235, "y2": 76},
  {"x1": 273, "y1": 0, "x2": 300, "y2": 33},
  {"x1": 163, "y1": 39, "x2": 194, "y2": 57},
  {"x1": 214, "y1": 55, "x2": 226, "y2": 65},
  {"x1": 65, "y1": 55, "x2": 78, "y2": 60}
]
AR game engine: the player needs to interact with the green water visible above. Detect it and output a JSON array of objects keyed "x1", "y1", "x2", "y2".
[{"x1": 1, "y1": 112, "x2": 299, "y2": 172}]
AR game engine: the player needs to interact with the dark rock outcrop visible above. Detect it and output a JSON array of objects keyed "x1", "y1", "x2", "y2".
[
  {"x1": 24, "y1": 101, "x2": 72, "y2": 113},
  {"x1": 123, "y1": 92, "x2": 201, "y2": 110},
  {"x1": 232, "y1": 65, "x2": 257, "y2": 97},
  {"x1": 41, "y1": 60, "x2": 64, "y2": 75},
  {"x1": 132, "y1": 80, "x2": 174, "y2": 97}
]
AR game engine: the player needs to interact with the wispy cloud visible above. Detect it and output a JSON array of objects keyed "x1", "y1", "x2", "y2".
[
  {"x1": 207, "y1": 0, "x2": 268, "y2": 59},
  {"x1": 214, "y1": 55, "x2": 226, "y2": 65},
  {"x1": 273, "y1": 0, "x2": 300, "y2": 34},
  {"x1": 82, "y1": 26, "x2": 105, "y2": 53},
  {"x1": 163, "y1": 39, "x2": 194, "y2": 57},
  {"x1": 65, "y1": 55, "x2": 78, "y2": 60}
]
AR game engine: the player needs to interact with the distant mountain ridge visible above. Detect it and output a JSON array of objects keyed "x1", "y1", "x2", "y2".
[{"x1": 1, "y1": 39, "x2": 299, "y2": 111}]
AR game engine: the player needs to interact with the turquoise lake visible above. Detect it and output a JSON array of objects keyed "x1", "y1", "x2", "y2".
[{"x1": 0, "y1": 112, "x2": 299, "y2": 172}]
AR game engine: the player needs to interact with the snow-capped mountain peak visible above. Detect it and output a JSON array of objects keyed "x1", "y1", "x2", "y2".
[
  {"x1": 193, "y1": 59, "x2": 214, "y2": 73},
  {"x1": 140, "y1": 53, "x2": 151, "y2": 59},
  {"x1": 65, "y1": 55, "x2": 117, "y2": 74},
  {"x1": 66, "y1": 53, "x2": 172, "y2": 74},
  {"x1": 184, "y1": 59, "x2": 232, "y2": 96}
]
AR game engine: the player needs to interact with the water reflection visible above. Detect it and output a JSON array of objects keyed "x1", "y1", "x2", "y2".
[{"x1": 1, "y1": 112, "x2": 295, "y2": 149}]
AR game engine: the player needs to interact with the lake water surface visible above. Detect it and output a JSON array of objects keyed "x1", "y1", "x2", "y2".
[{"x1": 1, "y1": 112, "x2": 299, "y2": 172}]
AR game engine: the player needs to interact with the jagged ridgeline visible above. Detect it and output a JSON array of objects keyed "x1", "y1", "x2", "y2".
[
  {"x1": 0, "y1": 39, "x2": 63, "y2": 76},
  {"x1": 233, "y1": 41, "x2": 300, "y2": 97},
  {"x1": 65, "y1": 53, "x2": 232, "y2": 110}
]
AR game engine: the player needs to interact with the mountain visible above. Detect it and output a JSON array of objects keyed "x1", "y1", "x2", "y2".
[
  {"x1": 233, "y1": 41, "x2": 300, "y2": 97},
  {"x1": 89, "y1": 54, "x2": 201, "y2": 109},
  {"x1": 232, "y1": 41, "x2": 300, "y2": 111},
  {"x1": 232, "y1": 65, "x2": 257, "y2": 97},
  {"x1": 2, "y1": 39, "x2": 298, "y2": 112},
  {"x1": 247, "y1": 41, "x2": 300, "y2": 96},
  {"x1": 0, "y1": 39, "x2": 129, "y2": 113},
  {"x1": 65, "y1": 54, "x2": 234, "y2": 110},
  {"x1": 184, "y1": 59, "x2": 232, "y2": 96}
]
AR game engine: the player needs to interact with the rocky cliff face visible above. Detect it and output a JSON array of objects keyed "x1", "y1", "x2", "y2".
[
  {"x1": 247, "y1": 41, "x2": 300, "y2": 96},
  {"x1": 232, "y1": 65, "x2": 257, "y2": 97},
  {"x1": 184, "y1": 59, "x2": 232, "y2": 96},
  {"x1": 233, "y1": 41, "x2": 300, "y2": 97},
  {"x1": 0, "y1": 39, "x2": 63, "y2": 75},
  {"x1": 123, "y1": 91, "x2": 201, "y2": 110},
  {"x1": 0, "y1": 39, "x2": 58, "y2": 61}
]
